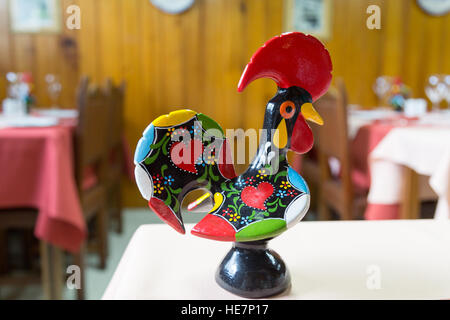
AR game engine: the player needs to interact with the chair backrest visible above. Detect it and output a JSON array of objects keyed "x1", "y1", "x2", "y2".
[
  {"x1": 313, "y1": 78, "x2": 353, "y2": 218},
  {"x1": 104, "y1": 78, "x2": 126, "y2": 150},
  {"x1": 75, "y1": 76, "x2": 109, "y2": 188},
  {"x1": 314, "y1": 80, "x2": 349, "y2": 162}
]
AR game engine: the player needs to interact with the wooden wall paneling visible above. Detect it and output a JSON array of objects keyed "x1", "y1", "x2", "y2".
[
  {"x1": 403, "y1": 1, "x2": 426, "y2": 99},
  {"x1": 210, "y1": 0, "x2": 226, "y2": 127},
  {"x1": 381, "y1": 0, "x2": 405, "y2": 77},
  {"x1": 120, "y1": 0, "x2": 144, "y2": 206},
  {"x1": 443, "y1": 15, "x2": 450, "y2": 73},
  {"x1": 438, "y1": 12, "x2": 450, "y2": 109},
  {"x1": 33, "y1": 34, "x2": 59, "y2": 107},
  {"x1": 220, "y1": 0, "x2": 234, "y2": 130},
  {"x1": 147, "y1": 3, "x2": 165, "y2": 122},
  {"x1": 240, "y1": 0, "x2": 269, "y2": 169},
  {"x1": 346, "y1": 0, "x2": 370, "y2": 106},
  {"x1": 77, "y1": 0, "x2": 101, "y2": 83},
  {"x1": 423, "y1": 15, "x2": 445, "y2": 75},
  {"x1": 421, "y1": 11, "x2": 448, "y2": 108},
  {"x1": 11, "y1": 34, "x2": 35, "y2": 77},
  {"x1": 220, "y1": 0, "x2": 245, "y2": 131},
  {"x1": 161, "y1": 13, "x2": 184, "y2": 111},
  {"x1": 0, "y1": 0, "x2": 449, "y2": 206},
  {"x1": 359, "y1": 0, "x2": 384, "y2": 107},
  {"x1": 98, "y1": 0, "x2": 123, "y2": 83},
  {"x1": 180, "y1": 1, "x2": 202, "y2": 110},
  {"x1": 202, "y1": 0, "x2": 224, "y2": 125},
  {"x1": 125, "y1": 1, "x2": 157, "y2": 209},
  {"x1": 418, "y1": 8, "x2": 443, "y2": 107},
  {"x1": 243, "y1": 0, "x2": 267, "y2": 132},
  {"x1": 141, "y1": 1, "x2": 157, "y2": 124},
  {"x1": 121, "y1": 0, "x2": 142, "y2": 142},
  {"x1": 56, "y1": 0, "x2": 80, "y2": 109},
  {"x1": 320, "y1": 1, "x2": 336, "y2": 81},
  {"x1": 442, "y1": 15, "x2": 450, "y2": 81},
  {"x1": 0, "y1": 0, "x2": 12, "y2": 99},
  {"x1": 264, "y1": 0, "x2": 283, "y2": 104},
  {"x1": 344, "y1": 0, "x2": 362, "y2": 104},
  {"x1": 323, "y1": 0, "x2": 352, "y2": 104},
  {"x1": 220, "y1": 0, "x2": 236, "y2": 128}
]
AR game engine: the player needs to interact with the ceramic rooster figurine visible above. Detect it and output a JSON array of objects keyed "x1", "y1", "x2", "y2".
[{"x1": 134, "y1": 32, "x2": 332, "y2": 242}]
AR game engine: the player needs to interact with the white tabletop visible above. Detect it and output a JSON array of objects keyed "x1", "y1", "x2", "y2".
[
  {"x1": 33, "y1": 108, "x2": 78, "y2": 119},
  {"x1": 347, "y1": 108, "x2": 450, "y2": 139},
  {"x1": 347, "y1": 107, "x2": 396, "y2": 138},
  {"x1": 103, "y1": 220, "x2": 450, "y2": 300},
  {"x1": 0, "y1": 114, "x2": 59, "y2": 129}
]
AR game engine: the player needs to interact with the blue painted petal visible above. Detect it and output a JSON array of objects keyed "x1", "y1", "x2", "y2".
[
  {"x1": 143, "y1": 123, "x2": 155, "y2": 138},
  {"x1": 287, "y1": 167, "x2": 309, "y2": 194},
  {"x1": 134, "y1": 124, "x2": 155, "y2": 164}
]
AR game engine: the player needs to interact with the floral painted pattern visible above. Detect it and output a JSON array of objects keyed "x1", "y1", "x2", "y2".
[
  {"x1": 210, "y1": 154, "x2": 305, "y2": 231},
  {"x1": 139, "y1": 115, "x2": 231, "y2": 214}
]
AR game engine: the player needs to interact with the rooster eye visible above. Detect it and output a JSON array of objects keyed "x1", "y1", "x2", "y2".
[{"x1": 280, "y1": 101, "x2": 296, "y2": 119}]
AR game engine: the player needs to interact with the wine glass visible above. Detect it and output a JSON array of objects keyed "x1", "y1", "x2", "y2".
[
  {"x1": 373, "y1": 76, "x2": 392, "y2": 106},
  {"x1": 444, "y1": 75, "x2": 450, "y2": 109},
  {"x1": 45, "y1": 74, "x2": 62, "y2": 109},
  {"x1": 4, "y1": 72, "x2": 29, "y2": 116},
  {"x1": 6, "y1": 72, "x2": 19, "y2": 99},
  {"x1": 425, "y1": 74, "x2": 445, "y2": 112}
]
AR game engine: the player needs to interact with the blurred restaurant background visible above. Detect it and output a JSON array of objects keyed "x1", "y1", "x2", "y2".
[{"x1": 0, "y1": 0, "x2": 449, "y2": 299}]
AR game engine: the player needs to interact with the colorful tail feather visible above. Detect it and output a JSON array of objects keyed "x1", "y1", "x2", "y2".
[{"x1": 134, "y1": 109, "x2": 236, "y2": 233}]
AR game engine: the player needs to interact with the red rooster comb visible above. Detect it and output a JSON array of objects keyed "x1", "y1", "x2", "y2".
[{"x1": 237, "y1": 32, "x2": 332, "y2": 102}]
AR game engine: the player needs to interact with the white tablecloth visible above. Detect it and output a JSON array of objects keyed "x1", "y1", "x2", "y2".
[
  {"x1": 369, "y1": 126, "x2": 450, "y2": 219},
  {"x1": 103, "y1": 220, "x2": 450, "y2": 300},
  {"x1": 0, "y1": 114, "x2": 58, "y2": 129},
  {"x1": 347, "y1": 108, "x2": 396, "y2": 139},
  {"x1": 348, "y1": 109, "x2": 450, "y2": 139}
]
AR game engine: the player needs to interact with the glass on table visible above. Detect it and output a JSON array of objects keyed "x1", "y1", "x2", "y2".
[
  {"x1": 425, "y1": 74, "x2": 446, "y2": 112},
  {"x1": 444, "y1": 75, "x2": 450, "y2": 109},
  {"x1": 373, "y1": 76, "x2": 392, "y2": 105},
  {"x1": 45, "y1": 74, "x2": 62, "y2": 109},
  {"x1": 3, "y1": 72, "x2": 28, "y2": 117}
]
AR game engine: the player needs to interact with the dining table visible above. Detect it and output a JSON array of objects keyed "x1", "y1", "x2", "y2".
[
  {"x1": 0, "y1": 108, "x2": 134, "y2": 298},
  {"x1": 103, "y1": 220, "x2": 450, "y2": 299},
  {"x1": 0, "y1": 112, "x2": 86, "y2": 253},
  {"x1": 348, "y1": 108, "x2": 450, "y2": 221}
]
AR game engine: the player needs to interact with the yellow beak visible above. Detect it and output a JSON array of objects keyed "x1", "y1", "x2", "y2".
[{"x1": 301, "y1": 103, "x2": 324, "y2": 125}]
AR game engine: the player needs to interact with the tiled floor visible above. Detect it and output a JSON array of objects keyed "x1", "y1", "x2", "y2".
[{"x1": 0, "y1": 208, "x2": 205, "y2": 300}]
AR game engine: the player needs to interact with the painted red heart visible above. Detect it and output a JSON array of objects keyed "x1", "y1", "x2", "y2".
[
  {"x1": 170, "y1": 139, "x2": 203, "y2": 174},
  {"x1": 241, "y1": 182, "x2": 274, "y2": 210}
]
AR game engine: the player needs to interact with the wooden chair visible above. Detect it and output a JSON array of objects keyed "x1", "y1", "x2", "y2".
[
  {"x1": 0, "y1": 209, "x2": 65, "y2": 299},
  {"x1": 297, "y1": 125, "x2": 321, "y2": 213},
  {"x1": 104, "y1": 79, "x2": 126, "y2": 233},
  {"x1": 0, "y1": 211, "x2": 39, "y2": 287},
  {"x1": 314, "y1": 79, "x2": 367, "y2": 220},
  {"x1": 73, "y1": 76, "x2": 110, "y2": 273}
]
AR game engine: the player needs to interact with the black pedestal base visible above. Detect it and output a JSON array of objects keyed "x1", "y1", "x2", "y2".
[{"x1": 215, "y1": 240, "x2": 291, "y2": 298}]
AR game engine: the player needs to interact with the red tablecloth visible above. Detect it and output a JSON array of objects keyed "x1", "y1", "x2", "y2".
[
  {"x1": 351, "y1": 122, "x2": 397, "y2": 219},
  {"x1": 351, "y1": 122, "x2": 394, "y2": 191},
  {"x1": 351, "y1": 117, "x2": 429, "y2": 220},
  {"x1": 0, "y1": 124, "x2": 85, "y2": 253},
  {"x1": 0, "y1": 119, "x2": 135, "y2": 253}
]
